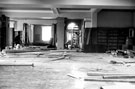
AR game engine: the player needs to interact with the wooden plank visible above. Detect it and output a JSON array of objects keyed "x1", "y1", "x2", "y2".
[
  {"x1": 0, "y1": 63, "x2": 34, "y2": 67},
  {"x1": 84, "y1": 78, "x2": 135, "y2": 83},
  {"x1": 103, "y1": 75, "x2": 135, "y2": 79},
  {"x1": 87, "y1": 72, "x2": 135, "y2": 76},
  {"x1": 68, "y1": 73, "x2": 135, "y2": 83}
]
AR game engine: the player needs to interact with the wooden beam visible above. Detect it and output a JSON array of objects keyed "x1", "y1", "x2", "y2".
[
  {"x1": 84, "y1": 78, "x2": 135, "y2": 83},
  {"x1": 87, "y1": 72, "x2": 135, "y2": 76},
  {"x1": 103, "y1": 75, "x2": 135, "y2": 79},
  {"x1": 0, "y1": 63, "x2": 34, "y2": 67}
]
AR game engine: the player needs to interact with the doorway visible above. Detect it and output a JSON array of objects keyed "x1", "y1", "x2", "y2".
[{"x1": 66, "y1": 22, "x2": 80, "y2": 49}]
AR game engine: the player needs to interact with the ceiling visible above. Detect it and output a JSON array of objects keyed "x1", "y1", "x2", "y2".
[{"x1": 0, "y1": 0, "x2": 134, "y2": 20}]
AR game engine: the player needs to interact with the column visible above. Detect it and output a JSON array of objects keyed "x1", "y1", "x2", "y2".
[{"x1": 56, "y1": 17, "x2": 65, "y2": 49}]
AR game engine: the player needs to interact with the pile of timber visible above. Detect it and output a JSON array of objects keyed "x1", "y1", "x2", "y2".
[
  {"x1": 86, "y1": 72, "x2": 135, "y2": 83},
  {"x1": 68, "y1": 72, "x2": 135, "y2": 83}
]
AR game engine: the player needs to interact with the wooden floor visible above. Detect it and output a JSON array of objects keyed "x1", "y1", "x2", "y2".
[{"x1": 0, "y1": 51, "x2": 135, "y2": 89}]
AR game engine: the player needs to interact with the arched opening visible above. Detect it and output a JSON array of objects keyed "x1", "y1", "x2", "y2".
[{"x1": 66, "y1": 22, "x2": 80, "y2": 49}]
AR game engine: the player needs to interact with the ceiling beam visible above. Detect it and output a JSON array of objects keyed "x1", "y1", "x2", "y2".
[
  {"x1": 2, "y1": 12, "x2": 57, "y2": 19},
  {"x1": 2, "y1": 11, "x2": 91, "y2": 19},
  {"x1": 0, "y1": 0, "x2": 134, "y2": 20},
  {"x1": 1, "y1": 9, "x2": 53, "y2": 13},
  {"x1": 52, "y1": 8, "x2": 60, "y2": 15},
  {"x1": 91, "y1": 8, "x2": 101, "y2": 13}
]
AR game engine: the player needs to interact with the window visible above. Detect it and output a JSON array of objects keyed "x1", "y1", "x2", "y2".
[
  {"x1": 42, "y1": 26, "x2": 52, "y2": 41},
  {"x1": 67, "y1": 22, "x2": 78, "y2": 30}
]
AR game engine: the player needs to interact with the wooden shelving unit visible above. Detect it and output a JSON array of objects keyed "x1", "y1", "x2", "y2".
[{"x1": 97, "y1": 29, "x2": 128, "y2": 51}]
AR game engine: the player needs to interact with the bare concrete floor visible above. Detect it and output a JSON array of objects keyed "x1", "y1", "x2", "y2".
[{"x1": 0, "y1": 51, "x2": 135, "y2": 89}]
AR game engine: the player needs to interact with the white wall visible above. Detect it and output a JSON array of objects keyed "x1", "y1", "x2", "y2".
[{"x1": 98, "y1": 10, "x2": 133, "y2": 27}]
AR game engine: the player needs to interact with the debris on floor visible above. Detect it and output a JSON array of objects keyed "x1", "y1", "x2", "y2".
[
  {"x1": 49, "y1": 51, "x2": 71, "y2": 61},
  {"x1": 2, "y1": 46, "x2": 50, "y2": 53},
  {"x1": 0, "y1": 45, "x2": 75, "y2": 58},
  {"x1": 110, "y1": 60, "x2": 124, "y2": 64},
  {"x1": 0, "y1": 46, "x2": 56, "y2": 58},
  {"x1": 0, "y1": 52, "x2": 135, "y2": 89},
  {"x1": 68, "y1": 72, "x2": 135, "y2": 83},
  {"x1": 106, "y1": 50, "x2": 135, "y2": 58},
  {"x1": 110, "y1": 60, "x2": 135, "y2": 65}
]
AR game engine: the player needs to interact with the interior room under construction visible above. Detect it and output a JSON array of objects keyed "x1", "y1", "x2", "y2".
[{"x1": 0, "y1": 0, "x2": 135, "y2": 89}]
